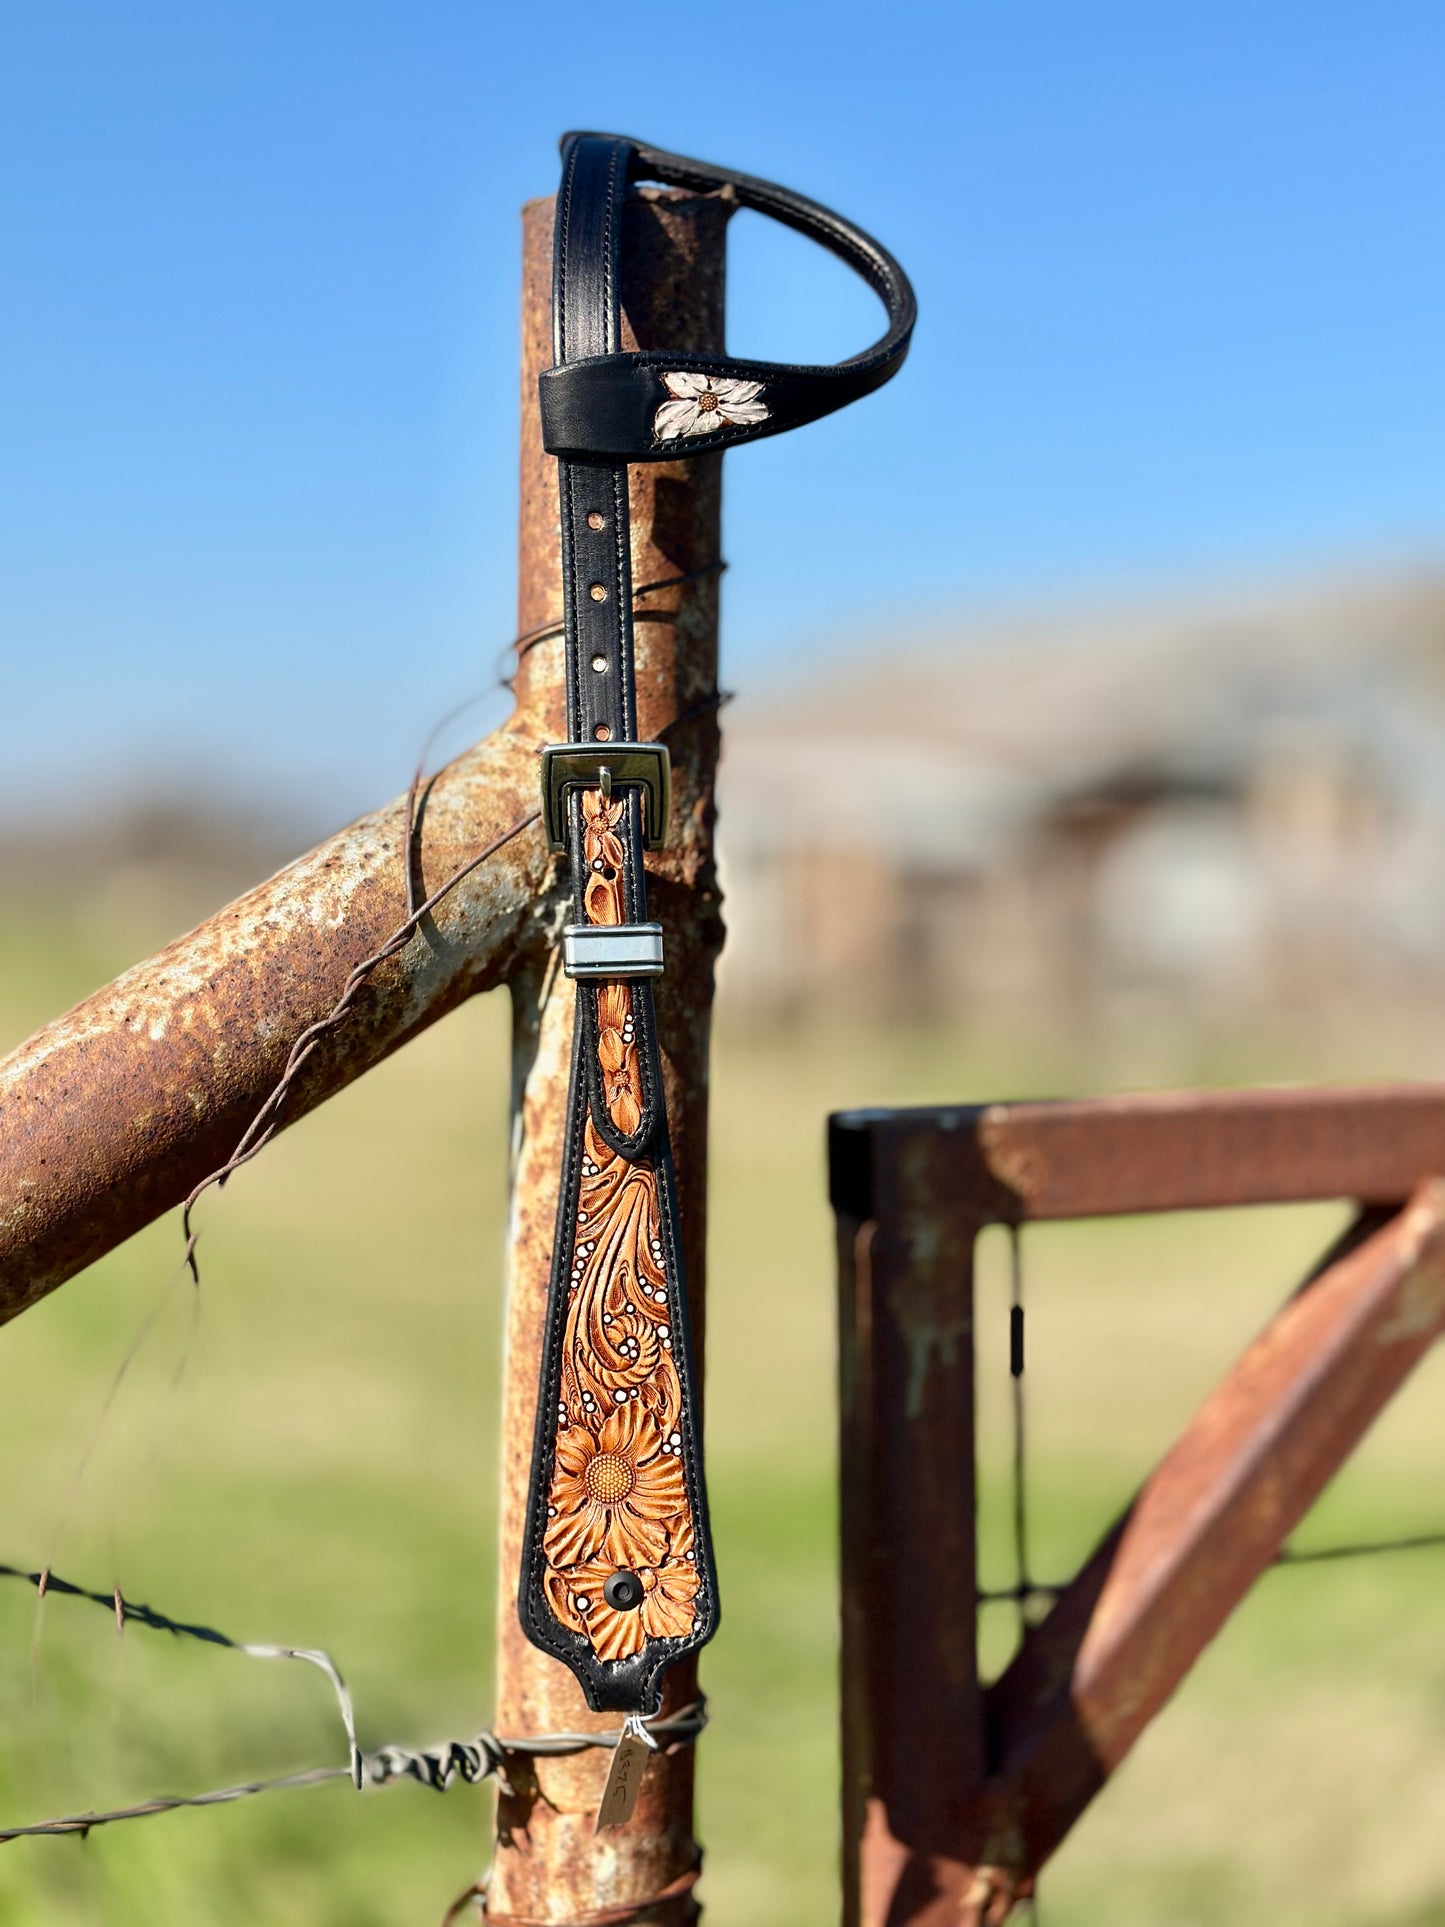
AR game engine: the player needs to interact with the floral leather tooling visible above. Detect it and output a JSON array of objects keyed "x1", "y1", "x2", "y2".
[
  {"x1": 518, "y1": 130, "x2": 913, "y2": 1715},
  {"x1": 539, "y1": 792, "x2": 699, "y2": 1666}
]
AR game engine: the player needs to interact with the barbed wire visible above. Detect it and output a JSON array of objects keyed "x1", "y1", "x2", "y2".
[
  {"x1": 0, "y1": 1557, "x2": 705, "y2": 1845},
  {"x1": 4, "y1": 1562, "x2": 361, "y2": 1782},
  {"x1": 0, "y1": 1705, "x2": 709, "y2": 1847}
]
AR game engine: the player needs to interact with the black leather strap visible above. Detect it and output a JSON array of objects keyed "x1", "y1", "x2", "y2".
[
  {"x1": 539, "y1": 133, "x2": 917, "y2": 462},
  {"x1": 520, "y1": 134, "x2": 711, "y2": 1713},
  {"x1": 552, "y1": 136, "x2": 659, "y2": 1160},
  {"x1": 554, "y1": 136, "x2": 636, "y2": 750},
  {"x1": 519, "y1": 133, "x2": 914, "y2": 1716}
]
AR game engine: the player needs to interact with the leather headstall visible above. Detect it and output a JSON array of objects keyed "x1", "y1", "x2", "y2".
[{"x1": 518, "y1": 132, "x2": 916, "y2": 1715}]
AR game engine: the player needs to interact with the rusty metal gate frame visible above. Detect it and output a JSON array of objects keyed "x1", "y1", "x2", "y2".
[{"x1": 829, "y1": 1085, "x2": 1445, "y2": 1927}]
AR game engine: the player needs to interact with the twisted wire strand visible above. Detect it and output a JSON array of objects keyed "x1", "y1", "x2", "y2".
[
  {"x1": 3, "y1": 1557, "x2": 707, "y2": 1843},
  {"x1": 5, "y1": 1564, "x2": 362, "y2": 1784},
  {"x1": 0, "y1": 1706, "x2": 709, "y2": 1846}
]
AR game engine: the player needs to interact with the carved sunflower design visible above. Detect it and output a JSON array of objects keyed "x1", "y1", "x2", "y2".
[
  {"x1": 654, "y1": 371, "x2": 769, "y2": 441},
  {"x1": 544, "y1": 1398, "x2": 686, "y2": 1570},
  {"x1": 544, "y1": 1531, "x2": 700, "y2": 1663},
  {"x1": 535, "y1": 782, "x2": 701, "y2": 1668}
]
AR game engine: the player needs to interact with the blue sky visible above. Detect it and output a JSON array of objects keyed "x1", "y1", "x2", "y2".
[{"x1": 3, "y1": 3, "x2": 1443, "y2": 823}]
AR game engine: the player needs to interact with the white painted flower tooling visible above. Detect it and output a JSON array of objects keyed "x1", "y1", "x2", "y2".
[{"x1": 653, "y1": 372, "x2": 769, "y2": 441}]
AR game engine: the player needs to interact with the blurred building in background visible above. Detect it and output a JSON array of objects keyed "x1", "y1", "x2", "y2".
[
  {"x1": 717, "y1": 570, "x2": 1445, "y2": 1040},
  {"x1": 8, "y1": 568, "x2": 1445, "y2": 1057}
]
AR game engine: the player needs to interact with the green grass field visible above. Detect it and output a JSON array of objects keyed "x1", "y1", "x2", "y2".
[{"x1": 0, "y1": 900, "x2": 1441, "y2": 1924}]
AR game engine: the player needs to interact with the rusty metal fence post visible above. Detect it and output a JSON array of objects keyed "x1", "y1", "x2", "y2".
[{"x1": 485, "y1": 187, "x2": 727, "y2": 1924}]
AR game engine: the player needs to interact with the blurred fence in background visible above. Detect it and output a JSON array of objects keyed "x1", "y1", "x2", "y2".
[{"x1": 720, "y1": 568, "x2": 1445, "y2": 1053}]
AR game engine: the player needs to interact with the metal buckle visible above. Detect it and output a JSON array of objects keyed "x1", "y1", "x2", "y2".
[
  {"x1": 540, "y1": 742, "x2": 671, "y2": 852},
  {"x1": 562, "y1": 922, "x2": 665, "y2": 980}
]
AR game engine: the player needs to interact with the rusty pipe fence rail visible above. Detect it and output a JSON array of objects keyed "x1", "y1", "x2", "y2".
[{"x1": 829, "y1": 1086, "x2": 1445, "y2": 1927}]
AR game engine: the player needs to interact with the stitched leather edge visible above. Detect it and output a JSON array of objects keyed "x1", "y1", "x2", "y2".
[
  {"x1": 516, "y1": 1034, "x2": 719, "y2": 1714},
  {"x1": 537, "y1": 128, "x2": 916, "y2": 465}
]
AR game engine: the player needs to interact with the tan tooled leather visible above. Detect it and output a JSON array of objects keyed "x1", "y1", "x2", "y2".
[{"x1": 539, "y1": 790, "x2": 700, "y2": 1666}]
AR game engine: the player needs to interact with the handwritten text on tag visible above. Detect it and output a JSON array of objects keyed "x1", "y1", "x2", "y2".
[{"x1": 595, "y1": 1716, "x2": 656, "y2": 1831}]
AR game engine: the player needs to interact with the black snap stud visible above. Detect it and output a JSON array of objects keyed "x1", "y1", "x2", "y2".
[{"x1": 603, "y1": 1569, "x2": 644, "y2": 1612}]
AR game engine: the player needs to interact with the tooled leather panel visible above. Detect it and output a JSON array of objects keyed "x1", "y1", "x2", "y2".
[
  {"x1": 570, "y1": 785, "x2": 662, "y2": 1158},
  {"x1": 520, "y1": 126, "x2": 913, "y2": 1712},
  {"x1": 519, "y1": 787, "x2": 716, "y2": 1712}
]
